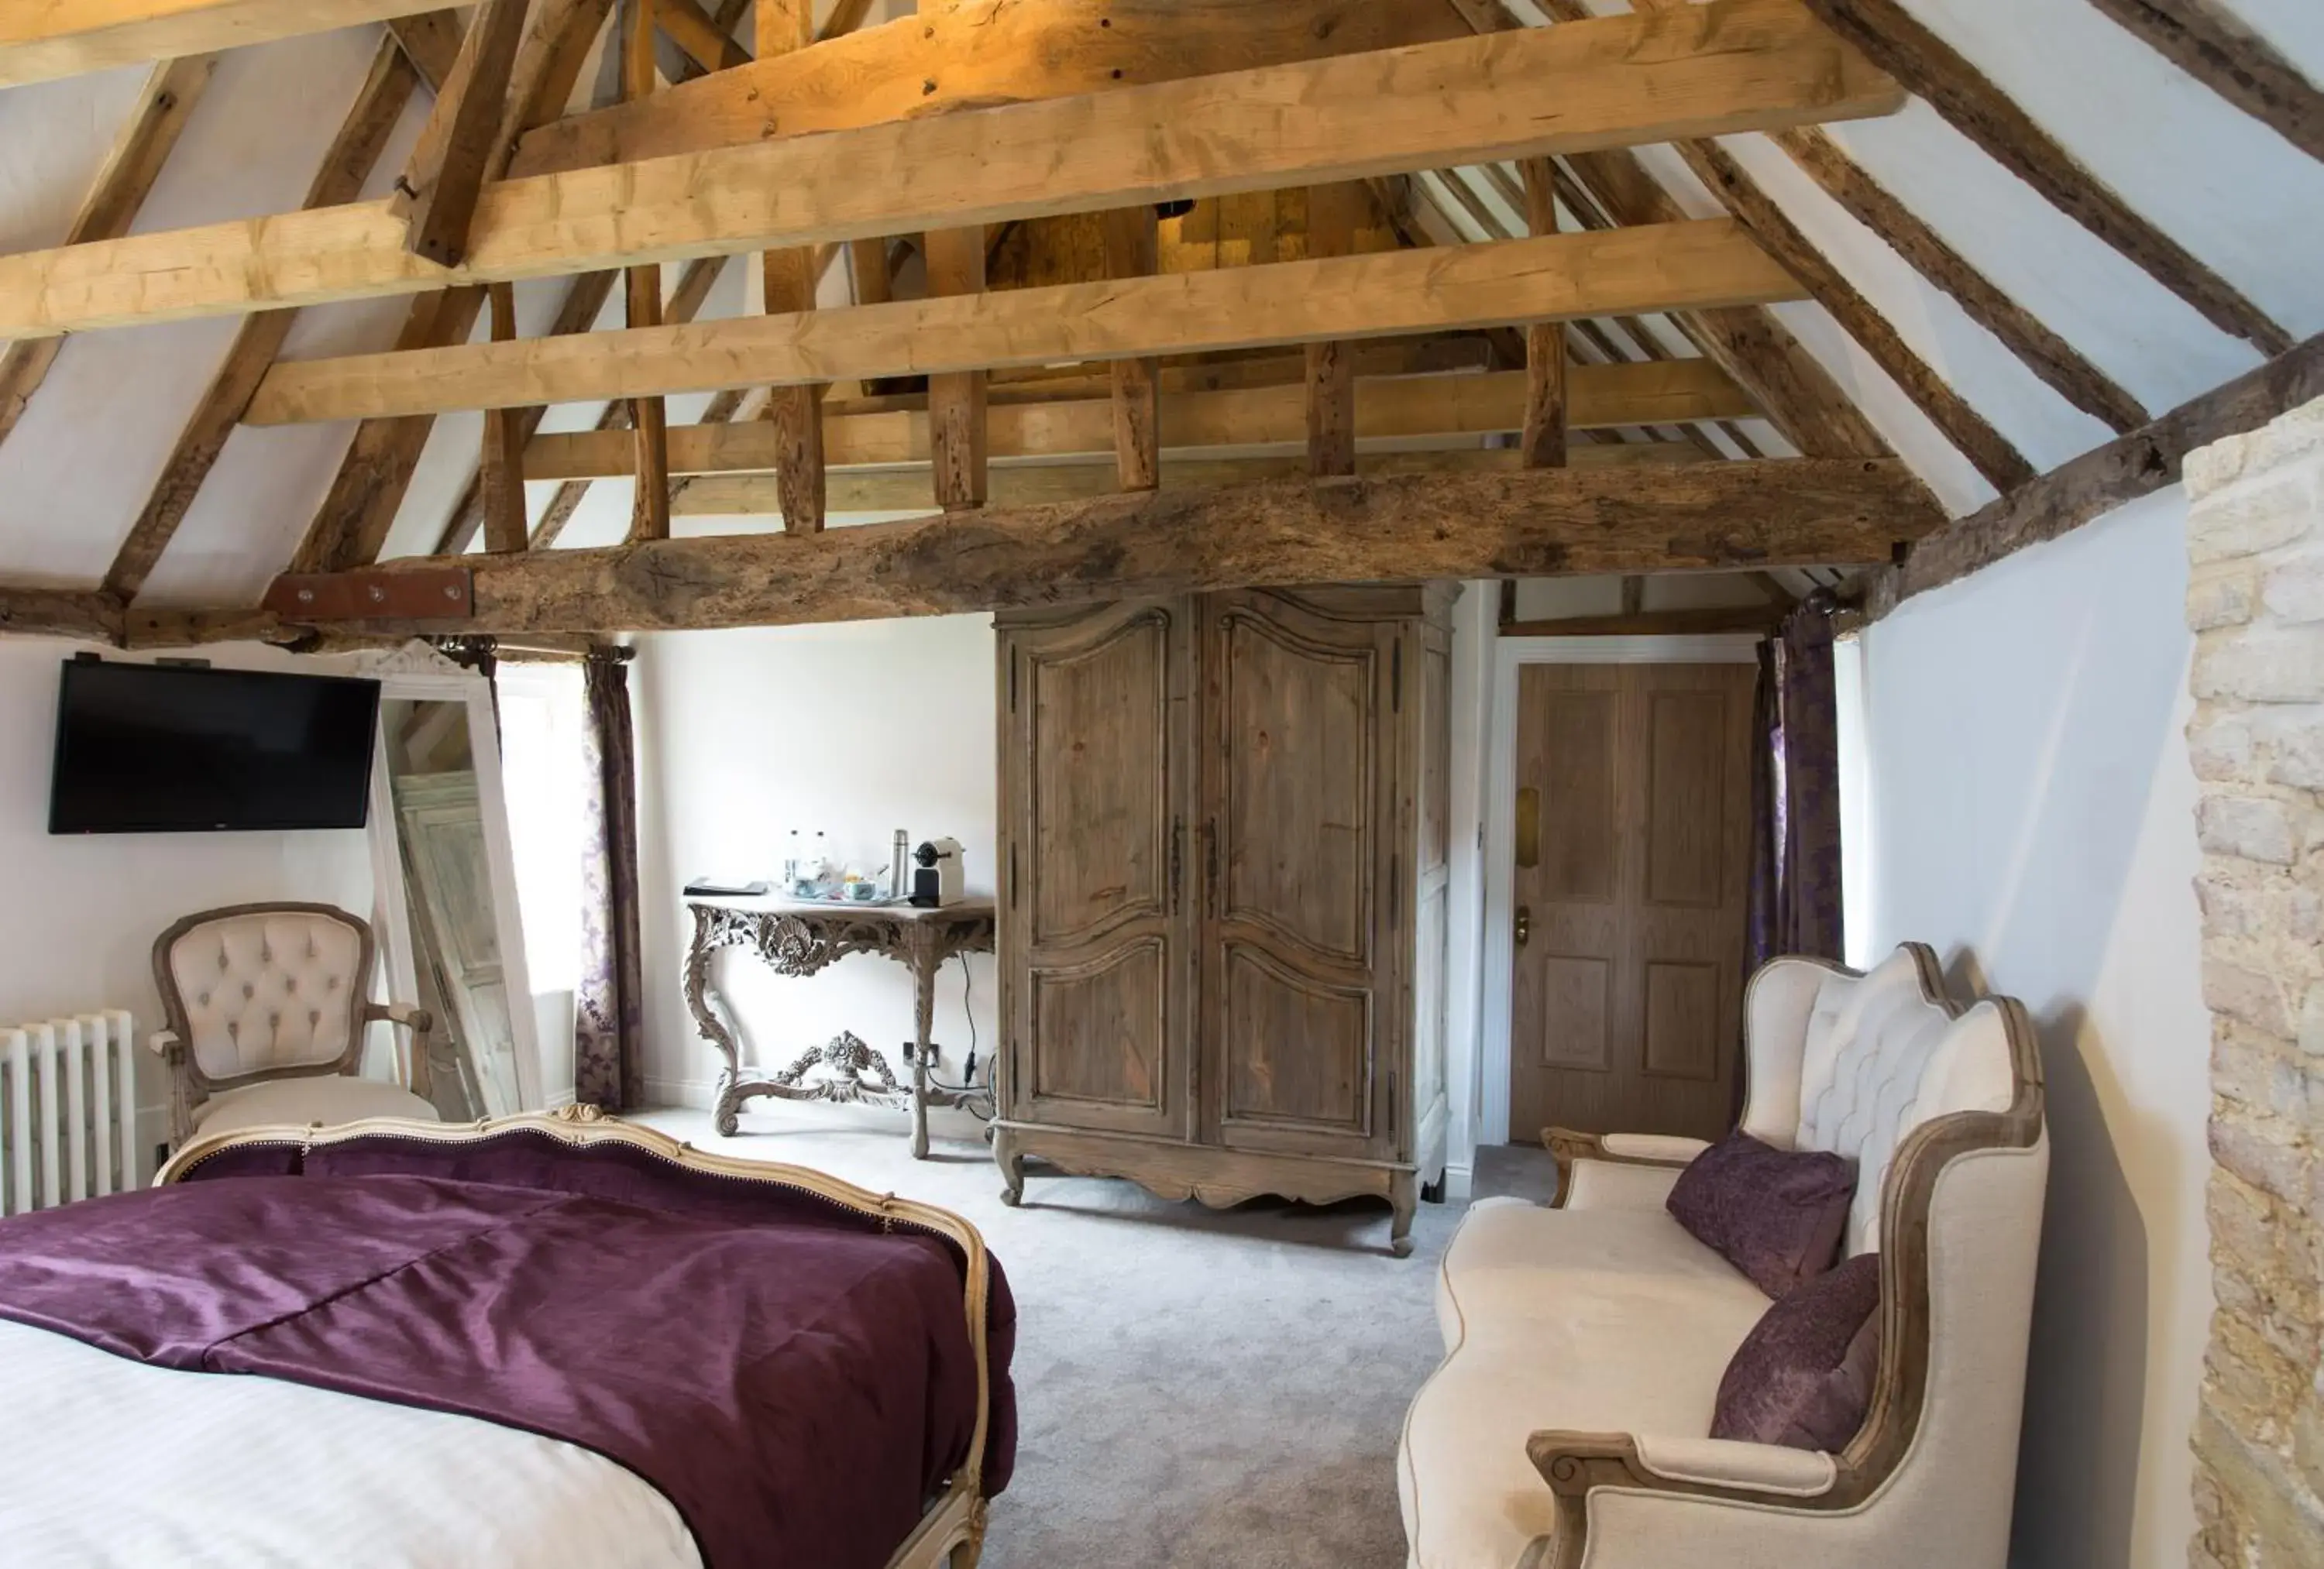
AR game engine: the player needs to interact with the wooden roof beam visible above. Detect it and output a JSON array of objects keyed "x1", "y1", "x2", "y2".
[
  {"x1": 257, "y1": 458, "x2": 1942, "y2": 636},
  {"x1": 102, "y1": 37, "x2": 421, "y2": 603},
  {"x1": 242, "y1": 223, "x2": 1806, "y2": 426},
  {"x1": 524, "y1": 360, "x2": 1757, "y2": 479},
  {"x1": 0, "y1": 1, "x2": 445, "y2": 86},
  {"x1": 1800, "y1": 0, "x2": 2292, "y2": 354},
  {"x1": 2085, "y1": 0, "x2": 2324, "y2": 167},
  {"x1": 672, "y1": 446, "x2": 1714, "y2": 517},
  {"x1": 0, "y1": 53, "x2": 217, "y2": 454},
  {"x1": 509, "y1": 0, "x2": 1480, "y2": 180},
  {"x1": 287, "y1": 0, "x2": 617, "y2": 578},
  {"x1": 1864, "y1": 331, "x2": 2324, "y2": 618},
  {"x1": 1447, "y1": 0, "x2": 1886, "y2": 461},
  {"x1": 398, "y1": 0, "x2": 531, "y2": 266},
  {"x1": 0, "y1": 0, "x2": 1903, "y2": 340}
]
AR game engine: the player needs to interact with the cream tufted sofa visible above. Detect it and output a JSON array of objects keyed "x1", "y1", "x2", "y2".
[
  {"x1": 1397, "y1": 944, "x2": 2047, "y2": 1569},
  {"x1": 151, "y1": 903, "x2": 438, "y2": 1145}
]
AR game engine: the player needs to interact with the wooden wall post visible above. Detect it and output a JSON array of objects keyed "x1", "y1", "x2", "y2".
[
  {"x1": 1305, "y1": 182, "x2": 1363, "y2": 476},
  {"x1": 1100, "y1": 204, "x2": 1160, "y2": 492},
  {"x1": 923, "y1": 227, "x2": 989, "y2": 510},
  {"x1": 480, "y1": 282, "x2": 531, "y2": 553},
  {"x1": 623, "y1": 0, "x2": 671, "y2": 541},
  {"x1": 758, "y1": 0, "x2": 826, "y2": 532},
  {"x1": 1518, "y1": 159, "x2": 1568, "y2": 469}
]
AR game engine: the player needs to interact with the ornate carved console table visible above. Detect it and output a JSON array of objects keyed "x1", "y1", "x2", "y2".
[{"x1": 685, "y1": 898, "x2": 998, "y2": 1158}]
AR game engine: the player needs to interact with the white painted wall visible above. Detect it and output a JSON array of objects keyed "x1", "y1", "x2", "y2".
[
  {"x1": 1851, "y1": 488, "x2": 2212, "y2": 1569},
  {"x1": 0, "y1": 638, "x2": 376, "y2": 1163},
  {"x1": 631, "y1": 616, "x2": 1002, "y2": 1117}
]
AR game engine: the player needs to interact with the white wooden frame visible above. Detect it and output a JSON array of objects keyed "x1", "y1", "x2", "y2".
[
  {"x1": 341, "y1": 644, "x2": 545, "y2": 1112},
  {"x1": 1475, "y1": 634, "x2": 1761, "y2": 1148}
]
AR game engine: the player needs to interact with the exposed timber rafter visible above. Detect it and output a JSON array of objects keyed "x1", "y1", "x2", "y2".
[
  {"x1": 1446, "y1": 0, "x2": 1889, "y2": 462},
  {"x1": 102, "y1": 36, "x2": 422, "y2": 603},
  {"x1": 0, "y1": 53, "x2": 218, "y2": 453},
  {"x1": 243, "y1": 224, "x2": 1806, "y2": 425},
  {"x1": 0, "y1": 0, "x2": 1904, "y2": 341},
  {"x1": 0, "y1": 1, "x2": 445, "y2": 86},
  {"x1": 1863, "y1": 331, "x2": 2324, "y2": 619},
  {"x1": 2084, "y1": 0, "x2": 2324, "y2": 167},
  {"x1": 1798, "y1": 0, "x2": 2293, "y2": 355},
  {"x1": 250, "y1": 459, "x2": 1943, "y2": 637},
  {"x1": 397, "y1": 0, "x2": 531, "y2": 267},
  {"x1": 287, "y1": 0, "x2": 617, "y2": 579}
]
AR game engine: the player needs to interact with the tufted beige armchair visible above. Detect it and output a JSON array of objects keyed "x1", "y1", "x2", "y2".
[{"x1": 151, "y1": 902, "x2": 438, "y2": 1147}]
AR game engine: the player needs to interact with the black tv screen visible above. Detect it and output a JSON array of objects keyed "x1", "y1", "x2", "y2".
[{"x1": 49, "y1": 661, "x2": 381, "y2": 834}]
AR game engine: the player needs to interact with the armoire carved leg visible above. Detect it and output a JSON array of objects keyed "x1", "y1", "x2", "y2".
[
  {"x1": 993, "y1": 1127, "x2": 1026, "y2": 1207},
  {"x1": 1389, "y1": 1170, "x2": 1418, "y2": 1258}
]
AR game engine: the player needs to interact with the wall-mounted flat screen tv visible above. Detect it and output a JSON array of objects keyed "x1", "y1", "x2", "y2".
[{"x1": 48, "y1": 660, "x2": 381, "y2": 834}]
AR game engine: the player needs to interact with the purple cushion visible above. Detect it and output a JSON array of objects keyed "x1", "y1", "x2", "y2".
[
  {"x1": 1665, "y1": 1131, "x2": 1856, "y2": 1298},
  {"x1": 1711, "y1": 1251, "x2": 1883, "y2": 1451}
]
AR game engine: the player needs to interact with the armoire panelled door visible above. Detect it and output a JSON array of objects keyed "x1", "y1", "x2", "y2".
[
  {"x1": 1508, "y1": 661, "x2": 1754, "y2": 1144},
  {"x1": 1200, "y1": 589, "x2": 1400, "y2": 1164},
  {"x1": 998, "y1": 599, "x2": 1192, "y2": 1141}
]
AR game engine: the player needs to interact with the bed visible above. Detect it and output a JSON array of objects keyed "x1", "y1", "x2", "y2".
[{"x1": 0, "y1": 1106, "x2": 1016, "y2": 1569}]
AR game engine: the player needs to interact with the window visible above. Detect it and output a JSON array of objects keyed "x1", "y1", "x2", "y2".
[{"x1": 493, "y1": 665, "x2": 586, "y2": 995}]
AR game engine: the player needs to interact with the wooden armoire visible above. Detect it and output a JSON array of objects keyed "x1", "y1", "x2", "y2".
[{"x1": 991, "y1": 585, "x2": 1454, "y2": 1255}]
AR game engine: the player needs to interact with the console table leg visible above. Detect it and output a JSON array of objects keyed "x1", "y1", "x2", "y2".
[{"x1": 910, "y1": 953, "x2": 935, "y2": 1161}]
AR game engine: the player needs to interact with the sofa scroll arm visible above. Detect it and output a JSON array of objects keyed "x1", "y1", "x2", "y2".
[
  {"x1": 1525, "y1": 1430, "x2": 1838, "y2": 1569},
  {"x1": 1540, "y1": 1128, "x2": 1707, "y2": 1210},
  {"x1": 363, "y1": 1002, "x2": 435, "y2": 1100}
]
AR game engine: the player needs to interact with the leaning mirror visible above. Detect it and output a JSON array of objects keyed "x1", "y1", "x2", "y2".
[{"x1": 348, "y1": 647, "x2": 543, "y2": 1118}]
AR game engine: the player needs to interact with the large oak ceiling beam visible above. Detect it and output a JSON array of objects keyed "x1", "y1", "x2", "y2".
[
  {"x1": 245, "y1": 223, "x2": 1803, "y2": 424},
  {"x1": 2085, "y1": 0, "x2": 2324, "y2": 166},
  {"x1": 0, "y1": 0, "x2": 444, "y2": 85},
  {"x1": 0, "y1": 589, "x2": 124, "y2": 644},
  {"x1": 0, "y1": 0, "x2": 1901, "y2": 340},
  {"x1": 524, "y1": 360, "x2": 1755, "y2": 479},
  {"x1": 1800, "y1": 0, "x2": 2291, "y2": 355},
  {"x1": 260, "y1": 458, "x2": 1941, "y2": 635},
  {"x1": 1863, "y1": 331, "x2": 2324, "y2": 619},
  {"x1": 510, "y1": 0, "x2": 1473, "y2": 180}
]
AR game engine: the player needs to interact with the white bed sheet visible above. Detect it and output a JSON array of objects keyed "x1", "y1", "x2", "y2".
[{"x1": 0, "y1": 1320, "x2": 703, "y2": 1568}]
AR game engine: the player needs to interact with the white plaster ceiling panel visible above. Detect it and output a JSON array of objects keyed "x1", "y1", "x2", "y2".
[
  {"x1": 1817, "y1": 101, "x2": 2263, "y2": 417},
  {"x1": 1906, "y1": 0, "x2": 2324, "y2": 335},
  {"x1": 0, "y1": 64, "x2": 150, "y2": 253}
]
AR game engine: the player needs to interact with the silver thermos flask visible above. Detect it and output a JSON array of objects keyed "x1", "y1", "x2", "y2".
[{"x1": 891, "y1": 829, "x2": 909, "y2": 901}]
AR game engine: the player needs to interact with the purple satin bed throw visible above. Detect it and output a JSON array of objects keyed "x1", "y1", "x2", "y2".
[{"x1": 0, "y1": 1131, "x2": 1016, "y2": 1569}]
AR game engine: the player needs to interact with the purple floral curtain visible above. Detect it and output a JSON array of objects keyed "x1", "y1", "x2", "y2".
[
  {"x1": 1745, "y1": 592, "x2": 1845, "y2": 976},
  {"x1": 576, "y1": 647, "x2": 645, "y2": 1111}
]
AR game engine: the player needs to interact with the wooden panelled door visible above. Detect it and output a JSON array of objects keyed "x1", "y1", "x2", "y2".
[
  {"x1": 1508, "y1": 662, "x2": 1754, "y2": 1143},
  {"x1": 1200, "y1": 590, "x2": 1398, "y2": 1162},
  {"x1": 1001, "y1": 600, "x2": 1192, "y2": 1139}
]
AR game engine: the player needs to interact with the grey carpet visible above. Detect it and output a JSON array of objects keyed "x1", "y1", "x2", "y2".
[{"x1": 638, "y1": 1107, "x2": 1559, "y2": 1569}]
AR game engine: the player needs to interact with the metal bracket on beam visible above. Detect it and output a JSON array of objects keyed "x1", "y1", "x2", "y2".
[{"x1": 263, "y1": 565, "x2": 473, "y2": 622}]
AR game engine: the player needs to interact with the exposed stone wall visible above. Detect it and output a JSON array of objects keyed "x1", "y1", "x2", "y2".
[{"x1": 2185, "y1": 396, "x2": 2324, "y2": 1569}]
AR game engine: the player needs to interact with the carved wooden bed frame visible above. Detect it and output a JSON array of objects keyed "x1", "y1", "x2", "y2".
[
  {"x1": 1523, "y1": 946, "x2": 2047, "y2": 1569},
  {"x1": 156, "y1": 1106, "x2": 999, "y2": 1569}
]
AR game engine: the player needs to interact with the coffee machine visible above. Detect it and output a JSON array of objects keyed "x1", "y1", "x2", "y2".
[{"x1": 908, "y1": 838, "x2": 966, "y2": 907}]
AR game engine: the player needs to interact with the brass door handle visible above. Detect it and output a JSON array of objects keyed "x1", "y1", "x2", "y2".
[{"x1": 1514, "y1": 905, "x2": 1530, "y2": 947}]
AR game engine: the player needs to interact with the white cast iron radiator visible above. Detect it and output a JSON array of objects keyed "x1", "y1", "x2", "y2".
[{"x1": 0, "y1": 1011, "x2": 139, "y2": 1214}]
